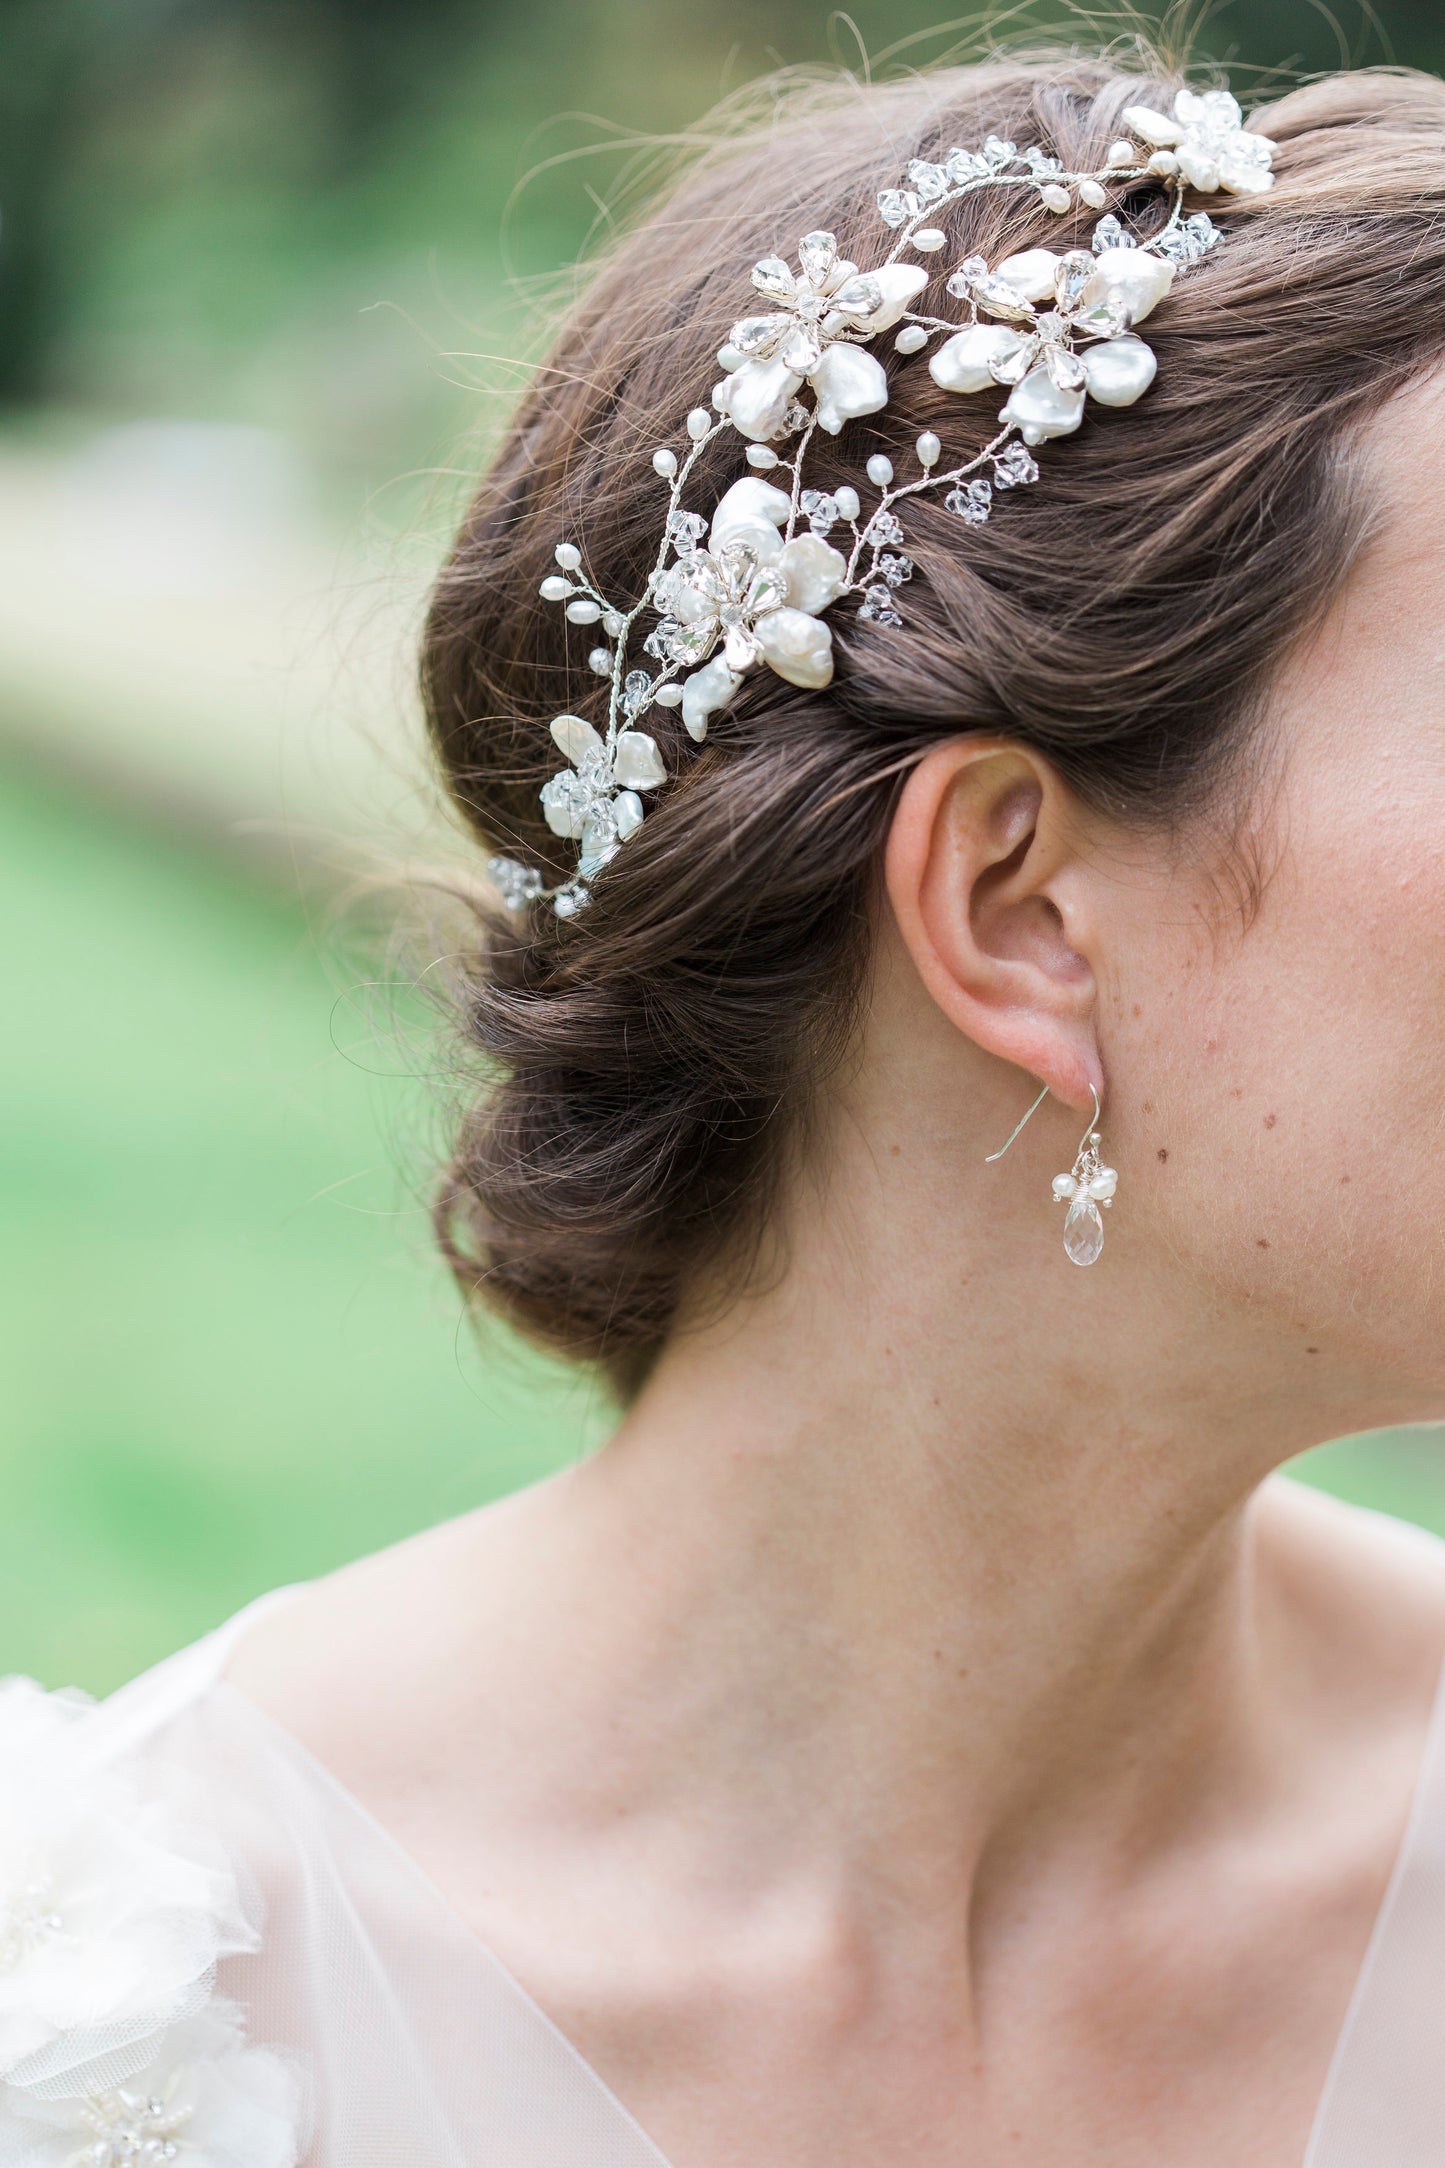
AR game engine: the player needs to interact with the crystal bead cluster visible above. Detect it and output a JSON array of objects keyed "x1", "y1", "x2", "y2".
[
  {"x1": 1053, "y1": 1126, "x2": 1120, "y2": 1267},
  {"x1": 489, "y1": 81, "x2": 1271, "y2": 917}
]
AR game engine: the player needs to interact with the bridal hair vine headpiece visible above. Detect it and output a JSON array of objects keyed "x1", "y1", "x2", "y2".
[{"x1": 487, "y1": 84, "x2": 1275, "y2": 920}]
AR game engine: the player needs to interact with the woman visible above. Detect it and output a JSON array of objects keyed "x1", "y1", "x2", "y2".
[{"x1": 8, "y1": 48, "x2": 1445, "y2": 2168}]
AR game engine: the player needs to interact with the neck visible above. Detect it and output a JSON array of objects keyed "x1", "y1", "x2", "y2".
[
  {"x1": 511, "y1": 924, "x2": 1409, "y2": 1914},
  {"x1": 559, "y1": 1139, "x2": 1310, "y2": 1908}
]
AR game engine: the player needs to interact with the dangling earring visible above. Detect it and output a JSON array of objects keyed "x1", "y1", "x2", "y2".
[{"x1": 984, "y1": 1082, "x2": 1119, "y2": 1267}]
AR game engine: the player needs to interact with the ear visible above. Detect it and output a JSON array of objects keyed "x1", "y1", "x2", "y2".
[{"x1": 883, "y1": 738, "x2": 1104, "y2": 1111}]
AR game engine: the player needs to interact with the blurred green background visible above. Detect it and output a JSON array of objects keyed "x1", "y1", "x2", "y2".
[{"x1": 5, "y1": 0, "x2": 1444, "y2": 1694}]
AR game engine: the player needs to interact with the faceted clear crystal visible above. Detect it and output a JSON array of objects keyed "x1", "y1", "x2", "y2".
[
  {"x1": 906, "y1": 159, "x2": 950, "y2": 200},
  {"x1": 1091, "y1": 213, "x2": 1130, "y2": 255},
  {"x1": 1063, "y1": 1195, "x2": 1105, "y2": 1266},
  {"x1": 993, "y1": 442, "x2": 1040, "y2": 488},
  {"x1": 945, "y1": 477, "x2": 993, "y2": 524},
  {"x1": 622, "y1": 669, "x2": 651, "y2": 714},
  {"x1": 666, "y1": 509, "x2": 708, "y2": 557},
  {"x1": 877, "y1": 188, "x2": 921, "y2": 228}
]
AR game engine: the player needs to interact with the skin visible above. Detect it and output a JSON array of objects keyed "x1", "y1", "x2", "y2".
[{"x1": 230, "y1": 369, "x2": 1445, "y2": 2167}]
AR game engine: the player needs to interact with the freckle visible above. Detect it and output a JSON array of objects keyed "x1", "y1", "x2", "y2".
[
  {"x1": 1307, "y1": 1346, "x2": 1319, "y2": 1355},
  {"x1": 1257, "y1": 1238, "x2": 1270, "y2": 1248},
  {"x1": 889, "y1": 1143, "x2": 901, "y2": 1155},
  {"x1": 1157, "y1": 1147, "x2": 1169, "y2": 1162},
  {"x1": 1131, "y1": 1003, "x2": 1141, "y2": 1018},
  {"x1": 1205, "y1": 1037, "x2": 1219, "y2": 1053},
  {"x1": 1340, "y1": 1172, "x2": 1350, "y2": 1184},
  {"x1": 1263, "y1": 1113, "x2": 1277, "y2": 1129},
  {"x1": 1230, "y1": 1087, "x2": 1243, "y2": 1099},
  {"x1": 1142, "y1": 1101, "x2": 1155, "y2": 1115}
]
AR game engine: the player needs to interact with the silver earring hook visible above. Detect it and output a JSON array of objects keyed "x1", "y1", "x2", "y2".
[
  {"x1": 1075, "y1": 1083, "x2": 1102, "y2": 1161},
  {"x1": 983, "y1": 1081, "x2": 1050, "y2": 1163},
  {"x1": 984, "y1": 1081, "x2": 1103, "y2": 1165}
]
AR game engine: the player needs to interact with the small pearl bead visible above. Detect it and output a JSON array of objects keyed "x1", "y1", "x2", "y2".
[
  {"x1": 834, "y1": 486, "x2": 860, "y2": 520},
  {"x1": 915, "y1": 431, "x2": 940, "y2": 468},
  {"x1": 652, "y1": 448, "x2": 678, "y2": 478},
  {"x1": 587, "y1": 648, "x2": 611, "y2": 676},
  {"x1": 894, "y1": 324, "x2": 929, "y2": 354},
  {"x1": 554, "y1": 542, "x2": 582, "y2": 571},
  {"x1": 866, "y1": 453, "x2": 893, "y2": 487},
  {"x1": 565, "y1": 598, "x2": 602, "y2": 624},
  {"x1": 716, "y1": 343, "x2": 744, "y2": 372},
  {"x1": 1052, "y1": 1173, "x2": 1079, "y2": 1199},
  {"x1": 912, "y1": 227, "x2": 946, "y2": 252},
  {"x1": 686, "y1": 408, "x2": 712, "y2": 440},
  {"x1": 1079, "y1": 179, "x2": 1107, "y2": 209},
  {"x1": 539, "y1": 575, "x2": 572, "y2": 601},
  {"x1": 746, "y1": 445, "x2": 779, "y2": 469},
  {"x1": 654, "y1": 683, "x2": 684, "y2": 707},
  {"x1": 1106, "y1": 139, "x2": 1136, "y2": 168},
  {"x1": 1041, "y1": 183, "x2": 1072, "y2": 213},
  {"x1": 601, "y1": 610, "x2": 625, "y2": 637},
  {"x1": 1147, "y1": 149, "x2": 1179, "y2": 176}
]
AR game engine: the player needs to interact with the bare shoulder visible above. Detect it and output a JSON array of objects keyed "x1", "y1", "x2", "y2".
[
  {"x1": 223, "y1": 1472, "x2": 571, "y2": 1791},
  {"x1": 1256, "y1": 1473, "x2": 1445, "y2": 1706}
]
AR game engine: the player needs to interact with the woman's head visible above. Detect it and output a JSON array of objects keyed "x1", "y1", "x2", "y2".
[{"x1": 422, "y1": 51, "x2": 1445, "y2": 1416}]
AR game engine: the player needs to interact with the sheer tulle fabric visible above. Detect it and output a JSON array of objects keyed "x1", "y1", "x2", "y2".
[{"x1": 60, "y1": 1563, "x2": 1445, "y2": 2166}]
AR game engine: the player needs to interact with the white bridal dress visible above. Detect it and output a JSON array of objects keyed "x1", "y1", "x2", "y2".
[{"x1": 4, "y1": 1576, "x2": 1445, "y2": 2168}]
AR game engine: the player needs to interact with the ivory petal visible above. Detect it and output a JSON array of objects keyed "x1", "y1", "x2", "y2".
[
  {"x1": 1000, "y1": 365, "x2": 1086, "y2": 439},
  {"x1": 613, "y1": 730, "x2": 667, "y2": 790},
  {"x1": 612, "y1": 790, "x2": 645, "y2": 840},
  {"x1": 1218, "y1": 155, "x2": 1274, "y2": 196},
  {"x1": 867, "y1": 263, "x2": 930, "y2": 331},
  {"x1": 712, "y1": 357, "x2": 803, "y2": 441},
  {"x1": 777, "y1": 534, "x2": 848, "y2": 615},
  {"x1": 994, "y1": 248, "x2": 1062, "y2": 301},
  {"x1": 754, "y1": 606, "x2": 835, "y2": 689},
  {"x1": 1175, "y1": 143, "x2": 1221, "y2": 193},
  {"x1": 807, "y1": 343, "x2": 888, "y2": 435},
  {"x1": 549, "y1": 714, "x2": 605, "y2": 765},
  {"x1": 1122, "y1": 103, "x2": 1184, "y2": 147},
  {"x1": 929, "y1": 322, "x2": 1027, "y2": 395},
  {"x1": 709, "y1": 476, "x2": 792, "y2": 555},
  {"x1": 1080, "y1": 335, "x2": 1157, "y2": 407},
  {"x1": 1085, "y1": 246, "x2": 1175, "y2": 325},
  {"x1": 680, "y1": 655, "x2": 742, "y2": 741}
]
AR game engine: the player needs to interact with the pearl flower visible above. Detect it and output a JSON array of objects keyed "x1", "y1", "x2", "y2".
[
  {"x1": 539, "y1": 714, "x2": 668, "y2": 879},
  {"x1": 928, "y1": 244, "x2": 1173, "y2": 443},
  {"x1": 0, "y1": 1682, "x2": 257, "y2": 2098},
  {"x1": 647, "y1": 477, "x2": 846, "y2": 738},
  {"x1": 1123, "y1": 87, "x2": 1276, "y2": 195},
  {"x1": 715, "y1": 230, "x2": 927, "y2": 440},
  {"x1": 0, "y1": 2002, "x2": 303, "y2": 2168}
]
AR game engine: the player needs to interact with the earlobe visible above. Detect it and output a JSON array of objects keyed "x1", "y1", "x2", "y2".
[{"x1": 884, "y1": 738, "x2": 1104, "y2": 1111}]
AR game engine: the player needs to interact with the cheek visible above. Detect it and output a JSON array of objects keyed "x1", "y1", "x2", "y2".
[{"x1": 1111, "y1": 765, "x2": 1445, "y2": 1380}]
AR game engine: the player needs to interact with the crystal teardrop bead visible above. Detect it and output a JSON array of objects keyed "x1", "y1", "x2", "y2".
[{"x1": 1063, "y1": 1195, "x2": 1105, "y2": 1267}]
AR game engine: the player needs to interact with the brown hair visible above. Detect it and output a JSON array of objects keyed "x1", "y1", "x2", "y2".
[{"x1": 421, "y1": 52, "x2": 1445, "y2": 1399}]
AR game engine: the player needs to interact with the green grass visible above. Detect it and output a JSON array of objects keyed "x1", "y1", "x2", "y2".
[
  {"x1": 0, "y1": 754, "x2": 1440, "y2": 1695},
  {"x1": 0, "y1": 757, "x2": 607, "y2": 1693}
]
